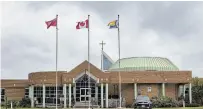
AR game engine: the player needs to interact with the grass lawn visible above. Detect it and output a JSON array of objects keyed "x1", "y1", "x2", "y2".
[
  {"x1": 154, "y1": 107, "x2": 203, "y2": 109},
  {"x1": 0, "y1": 107, "x2": 203, "y2": 109}
]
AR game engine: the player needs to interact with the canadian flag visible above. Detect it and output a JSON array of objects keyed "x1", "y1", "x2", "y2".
[{"x1": 76, "y1": 19, "x2": 89, "y2": 29}]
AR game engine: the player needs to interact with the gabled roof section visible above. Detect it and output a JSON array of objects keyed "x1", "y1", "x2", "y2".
[{"x1": 67, "y1": 60, "x2": 106, "y2": 78}]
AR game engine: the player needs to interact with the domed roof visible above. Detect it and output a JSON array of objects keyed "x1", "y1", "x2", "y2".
[{"x1": 108, "y1": 57, "x2": 179, "y2": 71}]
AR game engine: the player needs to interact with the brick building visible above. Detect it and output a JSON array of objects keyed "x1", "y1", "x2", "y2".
[{"x1": 0, "y1": 57, "x2": 192, "y2": 108}]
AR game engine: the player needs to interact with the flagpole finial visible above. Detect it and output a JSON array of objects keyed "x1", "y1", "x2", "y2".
[{"x1": 88, "y1": 15, "x2": 90, "y2": 17}]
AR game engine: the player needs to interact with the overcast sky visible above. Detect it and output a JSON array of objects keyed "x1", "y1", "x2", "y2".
[{"x1": 1, "y1": 1, "x2": 203, "y2": 79}]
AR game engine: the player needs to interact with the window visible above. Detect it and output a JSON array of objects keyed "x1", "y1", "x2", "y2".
[
  {"x1": 185, "y1": 88, "x2": 189, "y2": 94},
  {"x1": 1, "y1": 88, "x2": 5, "y2": 102},
  {"x1": 25, "y1": 88, "x2": 29, "y2": 98},
  {"x1": 75, "y1": 74, "x2": 96, "y2": 102},
  {"x1": 110, "y1": 84, "x2": 119, "y2": 99},
  {"x1": 45, "y1": 86, "x2": 63, "y2": 104},
  {"x1": 34, "y1": 86, "x2": 43, "y2": 104}
]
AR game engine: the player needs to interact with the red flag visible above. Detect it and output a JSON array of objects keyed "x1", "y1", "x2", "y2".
[
  {"x1": 76, "y1": 19, "x2": 88, "y2": 29},
  {"x1": 45, "y1": 17, "x2": 57, "y2": 29}
]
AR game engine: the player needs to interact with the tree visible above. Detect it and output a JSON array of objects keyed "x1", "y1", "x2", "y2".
[{"x1": 192, "y1": 77, "x2": 203, "y2": 105}]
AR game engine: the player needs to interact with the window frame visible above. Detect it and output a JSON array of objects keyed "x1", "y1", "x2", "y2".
[
  {"x1": 1, "y1": 88, "x2": 5, "y2": 102},
  {"x1": 24, "y1": 88, "x2": 29, "y2": 98}
]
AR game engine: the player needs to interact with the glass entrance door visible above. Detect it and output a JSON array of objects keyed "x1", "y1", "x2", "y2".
[
  {"x1": 80, "y1": 88, "x2": 91, "y2": 102},
  {"x1": 75, "y1": 74, "x2": 96, "y2": 102}
]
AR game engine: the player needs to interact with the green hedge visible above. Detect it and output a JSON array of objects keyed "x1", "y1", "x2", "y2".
[
  {"x1": 186, "y1": 103, "x2": 201, "y2": 107},
  {"x1": 19, "y1": 98, "x2": 31, "y2": 107},
  {"x1": 0, "y1": 100, "x2": 19, "y2": 108},
  {"x1": 1, "y1": 98, "x2": 31, "y2": 108},
  {"x1": 151, "y1": 96, "x2": 201, "y2": 108},
  {"x1": 151, "y1": 96, "x2": 180, "y2": 108}
]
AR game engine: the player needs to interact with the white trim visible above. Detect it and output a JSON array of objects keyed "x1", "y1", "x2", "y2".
[
  {"x1": 43, "y1": 84, "x2": 45, "y2": 108},
  {"x1": 80, "y1": 88, "x2": 91, "y2": 102},
  {"x1": 103, "y1": 70, "x2": 110, "y2": 73},
  {"x1": 95, "y1": 86, "x2": 98, "y2": 101},
  {"x1": 97, "y1": 78, "x2": 99, "y2": 83},
  {"x1": 134, "y1": 83, "x2": 137, "y2": 100},
  {"x1": 183, "y1": 84, "x2": 186, "y2": 98},
  {"x1": 105, "y1": 83, "x2": 109, "y2": 108},
  {"x1": 24, "y1": 88, "x2": 29, "y2": 98},
  {"x1": 101, "y1": 83, "x2": 104, "y2": 108},
  {"x1": 63, "y1": 84, "x2": 67, "y2": 108},
  {"x1": 75, "y1": 71, "x2": 98, "y2": 82},
  {"x1": 29, "y1": 86, "x2": 34, "y2": 108},
  {"x1": 69, "y1": 84, "x2": 72, "y2": 107},
  {"x1": 73, "y1": 85, "x2": 76, "y2": 103},
  {"x1": 189, "y1": 83, "x2": 192, "y2": 104},
  {"x1": 162, "y1": 83, "x2": 165, "y2": 97}
]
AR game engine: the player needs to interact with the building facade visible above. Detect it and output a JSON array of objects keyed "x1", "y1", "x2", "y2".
[{"x1": 0, "y1": 57, "x2": 192, "y2": 108}]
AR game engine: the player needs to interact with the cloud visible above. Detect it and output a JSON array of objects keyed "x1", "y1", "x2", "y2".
[{"x1": 1, "y1": 1, "x2": 203, "y2": 79}]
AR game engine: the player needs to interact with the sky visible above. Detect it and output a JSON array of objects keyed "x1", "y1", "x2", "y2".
[{"x1": 1, "y1": 1, "x2": 203, "y2": 79}]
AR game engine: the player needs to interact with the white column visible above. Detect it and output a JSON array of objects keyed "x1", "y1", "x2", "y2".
[
  {"x1": 69, "y1": 84, "x2": 72, "y2": 107},
  {"x1": 96, "y1": 79, "x2": 99, "y2": 105},
  {"x1": 178, "y1": 85, "x2": 181, "y2": 97},
  {"x1": 43, "y1": 84, "x2": 45, "y2": 108},
  {"x1": 29, "y1": 85, "x2": 34, "y2": 108},
  {"x1": 189, "y1": 83, "x2": 192, "y2": 104},
  {"x1": 162, "y1": 83, "x2": 165, "y2": 97},
  {"x1": 105, "y1": 83, "x2": 108, "y2": 108},
  {"x1": 63, "y1": 84, "x2": 67, "y2": 108},
  {"x1": 101, "y1": 83, "x2": 103, "y2": 108},
  {"x1": 73, "y1": 86, "x2": 76, "y2": 103},
  {"x1": 183, "y1": 84, "x2": 186, "y2": 98},
  {"x1": 134, "y1": 83, "x2": 137, "y2": 100},
  {"x1": 11, "y1": 101, "x2": 13, "y2": 109},
  {"x1": 73, "y1": 78, "x2": 76, "y2": 103},
  {"x1": 96, "y1": 86, "x2": 98, "y2": 102}
]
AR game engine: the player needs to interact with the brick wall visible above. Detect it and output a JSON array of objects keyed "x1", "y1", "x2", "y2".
[
  {"x1": 108, "y1": 83, "x2": 179, "y2": 105},
  {"x1": 122, "y1": 84, "x2": 134, "y2": 105},
  {"x1": 5, "y1": 87, "x2": 25, "y2": 101},
  {"x1": 165, "y1": 83, "x2": 177, "y2": 99},
  {"x1": 108, "y1": 83, "x2": 134, "y2": 105},
  {"x1": 138, "y1": 83, "x2": 160, "y2": 98}
]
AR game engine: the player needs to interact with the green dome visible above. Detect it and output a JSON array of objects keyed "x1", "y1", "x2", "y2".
[{"x1": 108, "y1": 57, "x2": 179, "y2": 71}]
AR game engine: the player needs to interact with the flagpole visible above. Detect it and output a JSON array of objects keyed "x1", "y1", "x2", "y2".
[
  {"x1": 118, "y1": 14, "x2": 122, "y2": 108},
  {"x1": 55, "y1": 14, "x2": 58, "y2": 109},
  {"x1": 88, "y1": 14, "x2": 91, "y2": 109}
]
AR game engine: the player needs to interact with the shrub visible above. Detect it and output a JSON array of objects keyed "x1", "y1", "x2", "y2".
[
  {"x1": 192, "y1": 77, "x2": 203, "y2": 106},
  {"x1": 19, "y1": 97, "x2": 31, "y2": 107},
  {"x1": 151, "y1": 96, "x2": 179, "y2": 108},
  {"x1": 192, "y1": 84, "x2": 203, "y2": 105},
  {"x1": 186, "y1": 103, "x2": 200, "y2": 107},
  {"x1": 125, "y1": 104, "x2": 132, "y2": 108},
  {"x1": 1, "y1": 98, "x2": 31, "y2": 108},
  {"x1": 1, "y1": 102, "x2": 6, "y2": 107},
  {"x1": 6, "y1": 100, "x2": 20, "y2": 108}
]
